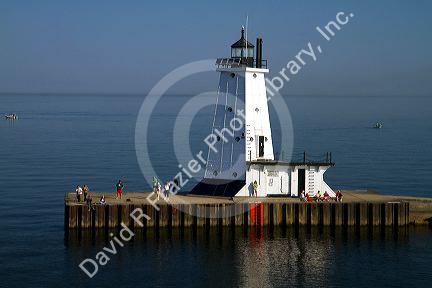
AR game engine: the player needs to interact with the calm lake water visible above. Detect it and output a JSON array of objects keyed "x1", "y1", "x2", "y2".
[{"x1": 0, "y1": 94, "x2": 431, "y2": 287}]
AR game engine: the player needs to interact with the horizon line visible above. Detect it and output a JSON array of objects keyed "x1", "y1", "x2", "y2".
[{"x1": 0, "y1": 92, "x2": 430, "y2": 98}]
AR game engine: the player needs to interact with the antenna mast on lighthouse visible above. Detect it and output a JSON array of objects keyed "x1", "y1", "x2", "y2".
[{"x1": 245, "y1": 15, "x2": 249, "y2": 58}]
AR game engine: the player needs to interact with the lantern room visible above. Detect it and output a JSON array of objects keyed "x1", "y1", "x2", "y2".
[{"x1": 231, "y1": 27, "x2": 255, "y2": 61}]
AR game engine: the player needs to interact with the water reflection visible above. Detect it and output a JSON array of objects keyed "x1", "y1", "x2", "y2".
[{"x1": 65, "y1": 226, "x2": 417, "y2": 287}]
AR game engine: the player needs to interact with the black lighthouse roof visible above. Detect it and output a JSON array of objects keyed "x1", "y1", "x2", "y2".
[{"x1": 231, "y1": 27, "x2": 254, "y2": 48}]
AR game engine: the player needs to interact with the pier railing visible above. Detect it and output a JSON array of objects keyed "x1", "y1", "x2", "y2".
[
  {"x1": 274, "y1": 151, "x2": 334, "y2": 166},
  {"x1": 215, "y1": 58, "x2": 268, "y2": 69}
]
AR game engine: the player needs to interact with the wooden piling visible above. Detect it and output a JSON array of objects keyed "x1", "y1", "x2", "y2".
[{"x1": 65, "y1": 201, "x2": 414, "y2": 234}]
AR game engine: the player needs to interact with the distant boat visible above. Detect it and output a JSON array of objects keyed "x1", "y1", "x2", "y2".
[
  {"x1": 374, "y1": 122, "x2": 382, "y2": 129},
  {"x1": 5, "y1": 114, "x2": 18, "y2": 120}
]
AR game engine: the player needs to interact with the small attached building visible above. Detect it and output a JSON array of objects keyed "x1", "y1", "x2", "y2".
[{"x1": 236, "y1": 156, "x2": 335, "y2": 197}]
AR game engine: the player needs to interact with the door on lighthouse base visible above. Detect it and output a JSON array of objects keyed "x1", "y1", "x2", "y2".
[{"x1": 298, "y1": 169, "x2": 305, "y2": 195}]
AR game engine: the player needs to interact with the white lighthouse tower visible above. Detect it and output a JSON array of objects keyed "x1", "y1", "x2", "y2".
[{"x1": 190, "y1": 27, "x2": 335, "y2": 198}]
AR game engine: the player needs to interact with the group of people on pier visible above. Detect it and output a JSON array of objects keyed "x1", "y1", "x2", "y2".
[
  {"x1": 75, "y1": 177, "x2": 173, "y2": 211},
  {"x1": 152, "y1": 177, "x2": 172, "y2": 201},
  {"x1": 75, "y1": 184, "x2": 106, "y2": 211},
  {"x1": 74, "y1": 177, "x2": 173, "y2": 209},
  {"x1": 300, "y1": 190, "x2": 343, "y2": 202},
  {"x1": 75, "y1": 179, "x2": 344, "y2": 206},
  {"x1": 75, "y1": 184, "x2": 89, "y2": 202}
]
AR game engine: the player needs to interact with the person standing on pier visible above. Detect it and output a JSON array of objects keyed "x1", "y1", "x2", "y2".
[
  {"x1": 116, "y1": 180, "x2": 124, "y2": 199},
  {"x1": 336, "y1": 190, "x2": 343, "y2": 202},
  {"x1": 83, "y1": 184, "x2": 89, "y2": 201},
  {"x1": 253, "y1": 180, "x2": 258, "y2": 197},
  {"x1": 152, "y1": 177, "x2": 157, "y2": 193},
  {"x1": 76, "y1": 185, "x2": 83, "y2": 202},
  {"x1": 156, "y1": 181, "x2": 161, "y2": 201},
  {"x1": 86, "y1": 194, "x2": 95, "y2": 211},
  {"x1": 164, "y1": 181, "x2": 170, "y2": 201},
  {"x1": 152, "y1": 177, "x2": 161, "y2": 201}
]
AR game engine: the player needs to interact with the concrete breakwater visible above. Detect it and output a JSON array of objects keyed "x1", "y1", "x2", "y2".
[{"x1": 65, "y1": 192, "x2": 415, "y2": 231}]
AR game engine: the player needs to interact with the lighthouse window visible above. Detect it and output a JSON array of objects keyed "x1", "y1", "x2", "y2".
[
  {"x1": 232, "y1": 48, "x2": 242, "y2": 58},
  {"x1": 230, "y1": 73, "x2": 235, "y2": 78},
  {"x1": 247, "y1": 47, "x2": 253, "y2": 57},
  {"x1": 243, "y1": 48, "x2": 248, "y2": 57},
  {"x1": 240, "y1": 47, "x2": 253, "y2": 57}
]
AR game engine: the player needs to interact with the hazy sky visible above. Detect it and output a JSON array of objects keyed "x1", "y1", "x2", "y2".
[{"x1": 1, "y1": 0, "x2": 431, "y2": 96}]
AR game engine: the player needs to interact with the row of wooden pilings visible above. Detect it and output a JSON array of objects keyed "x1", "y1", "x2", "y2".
[{"x1": 65, "y1": 202, "x2": 410, "y2": 231}]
